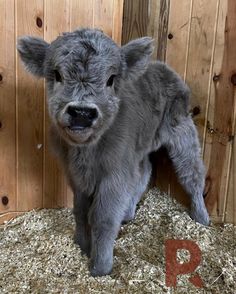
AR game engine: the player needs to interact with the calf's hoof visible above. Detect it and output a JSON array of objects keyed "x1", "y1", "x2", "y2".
[
  {"x1": 190, "y1": 206, "x2": 210, "y2": 226},
  {"x1": 89, "y1": 258, "x2": 113, "y2": 277}
]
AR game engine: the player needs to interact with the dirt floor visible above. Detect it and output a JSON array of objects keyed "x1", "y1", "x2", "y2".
[{"x1": 0, "y1": 188, "x2": 235, "y2": 293}]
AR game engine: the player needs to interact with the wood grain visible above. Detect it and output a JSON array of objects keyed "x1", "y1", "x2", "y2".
[
  {"x1": 185, "y1": 0, "x2": 218, "y2": 146},
  {"x1": 112, "y1": 0, "x2": 124, "y2": 45},
  {"x1": 0, "y1": 0, "x2": 16, "y2": 214},
  {"x1": 70, "y1": 0, "x2": 94, "y2": 31},
  {"x1": 122, "y1": 0, "x2": 162, "y2": 58},
  {"x1": 122, "y1": 0, "x2": 149, "y2": 44},
  {"x1": 225, "y1": 133, "x2": 236, "y2": 223},
  {"x1": 146, "y1": 0, "x2": 161, "y2": 59},
  {"x1": 225, "y1": 73, "x2": 236, "y2": 223},
  {"x1": 165, "y1": 0, "x2": 192, "y2": 206},
  {"x1": 16, "y1": 0, "x2": 44, "y2": 211},
  {"x1": 93, "y1": 0, "x2": 114, "y2": 37},
  {"x1": 156, "y1": 0, "x2": 170, "y2": 61},
  {"x1": 203, "y1": 0, "x2": 224, "y2": 171},
  {"x1": 43, "y1": 0, "x2": 70, "y2": 208},
  {"x1": 205, "y1": 0, "x2": 236, "y2": 220},
  {"x1": 166, "y1": 0, "x2": 192, "y2": 79},
  {"x1": 203, "y1": 0, "x2": 226, "y2": 221}
]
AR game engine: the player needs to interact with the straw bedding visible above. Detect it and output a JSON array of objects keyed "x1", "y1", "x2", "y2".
[{"x1": 0, "y1": 188, "x2": 235, "y2": 293}]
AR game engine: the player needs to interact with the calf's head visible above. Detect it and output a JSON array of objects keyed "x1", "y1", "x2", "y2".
[{"x1": 17, "y1": 29, "x2": 153, "y2": 146}]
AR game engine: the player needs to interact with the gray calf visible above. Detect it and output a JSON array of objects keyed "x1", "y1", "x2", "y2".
[{"x1": 17, "y1": 28, "x2": 209, "y2": 277}]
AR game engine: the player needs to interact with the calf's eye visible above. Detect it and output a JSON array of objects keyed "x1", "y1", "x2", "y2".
[
  {"x1": 106, "y1": 75, "x2": 116, "y2": 87},
  {"x1": 54, "y1": 70, "x2": 62, "y2": 83}
]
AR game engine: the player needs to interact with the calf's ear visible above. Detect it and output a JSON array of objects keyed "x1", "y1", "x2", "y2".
[
  {"x1": 17, "y1": 36, "x2": 49, "y2": 77},
  {"x1": 121, "y1": 37, "x2": 154, "y2": 79}
]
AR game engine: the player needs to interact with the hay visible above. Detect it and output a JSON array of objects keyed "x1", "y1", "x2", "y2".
[{"x1": 0, "y1": 188, "x2": 235, "y2": 293}]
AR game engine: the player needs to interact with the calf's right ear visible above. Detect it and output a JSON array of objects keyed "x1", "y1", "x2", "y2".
[
  {"x1": 121, "y1": 37, "x2": 154, "y2": 79},
  {"x1": 17, "y1": 36, "x2": 49, "y2": 77}
]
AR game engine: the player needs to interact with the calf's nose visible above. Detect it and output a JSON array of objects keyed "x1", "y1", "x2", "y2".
[{"x1": 67, "y1": 106, "x2": 98, "y2": 129}]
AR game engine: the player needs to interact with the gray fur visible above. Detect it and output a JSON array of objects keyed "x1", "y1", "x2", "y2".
[{"x1": 17, "y1": 28, "x2": 210, "y2": 277}]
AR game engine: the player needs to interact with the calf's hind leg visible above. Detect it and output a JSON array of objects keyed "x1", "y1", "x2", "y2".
[
  {"x1": 164, "y1": 116, "x2": 210, "y2": 226},
  {"x1": 123, "y1": 157, "x2": 152, "y2": 223}
]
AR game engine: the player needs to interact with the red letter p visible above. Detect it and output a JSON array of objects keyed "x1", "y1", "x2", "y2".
[{"x1": 165, "y1": 239, "x2": 203, "y2": 288}]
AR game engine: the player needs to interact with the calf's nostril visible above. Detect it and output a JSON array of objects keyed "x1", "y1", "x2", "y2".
[
  {"x1": 67, "y1": 106, "x2": 79, "y2": 118},
  {"x1": 67, "y1": 106, "x2": 98, "y2": 120},
  {"x1": 88, "y1": 108, "x2": 98, "y2": 120}
]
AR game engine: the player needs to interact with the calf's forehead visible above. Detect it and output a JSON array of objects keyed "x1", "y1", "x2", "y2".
[{"x1": 47, "y1": 33, "x2": 121, "y2": 72}]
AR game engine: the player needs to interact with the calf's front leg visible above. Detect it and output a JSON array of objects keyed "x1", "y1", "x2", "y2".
[
  {"x1": 73, "y1": 190, "x2": 93, "y2": 257},
  {"x1": 88, "y1": 176, "x2": 129, "y2": 277}
]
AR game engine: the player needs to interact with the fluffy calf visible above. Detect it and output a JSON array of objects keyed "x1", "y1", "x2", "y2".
[{"x1": 17, "y1": 29, "x2": 209, "y2": 277}]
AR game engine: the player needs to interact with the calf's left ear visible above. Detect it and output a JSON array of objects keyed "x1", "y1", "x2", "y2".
[
  {"x1": 17, "y1": 36, "x2": 49, "y2": 77},
  {"x1": 121, "y1": 37, "x2": 154, "y2": 79}
]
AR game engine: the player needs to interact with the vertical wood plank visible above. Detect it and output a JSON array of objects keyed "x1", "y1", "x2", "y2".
[
  {"x1": 165, "y1": 0, "x2": 192, "y2": 205},
  {"x1": 205, "y1": 0, "x2": 236, "y2": 221},
  {"x1": 147, "y1": 0, "x2": 161, "y2": 59},
  {"x1": 44, "y1": 0, "x2": 70, "y2": 208},
  {"x1": 203, "y1": 0, "x2": 225, "y2": 172},
  {"x1": 203, "y1": 0, "x2": 227, "y2": 221},
  {"x1": 225, "y1": 134, "x2": 236, "y2": 223},
  {"x1": 122, "y1": 0, "x2": 149, "y2": 44},
  {"x1": 225, "y1": 86, "x2": 236, "y2": 223},
  {"x1": 156, "y1": 0, "x2": 170, "y2": 61},
  {"x1": 185, "y1": 0, "x2": 218, "y2": 146},
  {"x1": 16, "y1": 0, "x2": 44, "y2": 211},
  {"x1": 166, "y1": 0, "x2": 192, "y2": 79},
  {"x1": 112, "y1": 0, "x2": 124, "y2": 45},
  {"x1": 0, "y1": 0, "x2": 16, "y2": 214},
  {"x1": 45, "y1": 0, "x2": 70, "y2": 43},
  {"x1": 93, "y1": 0, "x2": 114, "y2": 37},
  {"x1": 70, "y1": 0, "x2": 94, "y2": 31},
  {"x1": 121, "y1": 0, "x2": 170, "y2": 60}
]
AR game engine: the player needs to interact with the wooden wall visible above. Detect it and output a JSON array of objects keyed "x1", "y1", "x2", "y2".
[
  {"x1": 0, "y1": 0, "x2": 235, "y2": 225},
  {"x1": 0, "y1": 0, "x2": 124, "y2": 224},
  {"x1": 123, "y1": 0, "x2": 236, "y2": 224}
]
